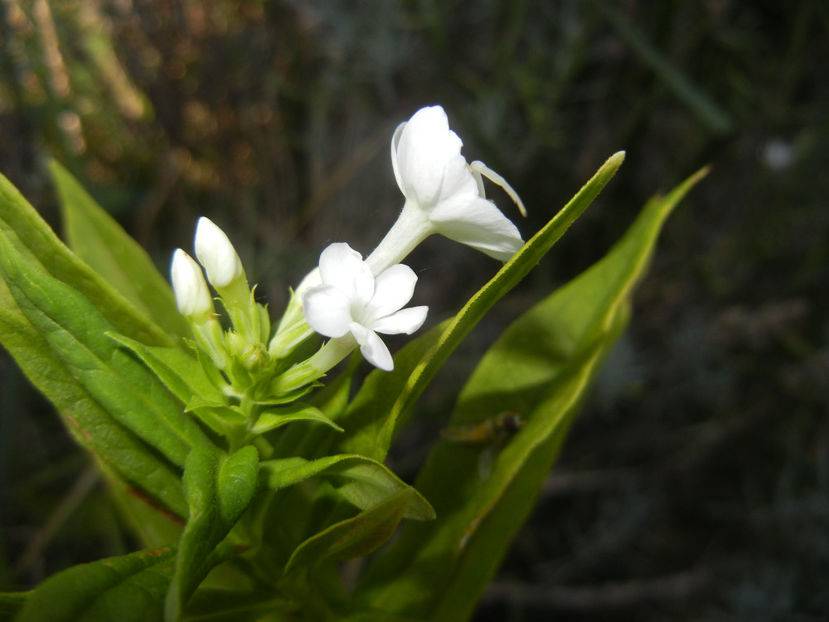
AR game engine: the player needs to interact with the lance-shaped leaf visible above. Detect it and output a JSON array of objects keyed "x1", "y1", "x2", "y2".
[
  {"x1": 251, "y1": 404, "x2": 342, "y2": 435},
  {"x1": 182, "y1": 589, "x2": 298, "y2": 621},
  {"x1": 260, "y1": 454, "x2": 434, "y2": 520},
  {"x1": 105, "y1": 473, "x2": 185, "y2": 548},
  {"x1": 108, "y1": 333, "x2": 228, "y2": 408},
  {"x1": 0, "y1": 591, "x2": 29, "y2": 619},
  {"x1": 0, "y1": 235, "x2": 212, "y2": 466},
  {"x1": 335, "y1": 152, "x2": 626, "y2": 462},
  {"x1": 0, "y1": 172, "x2": 170, "y2": 346},
  {"x1": 285, "y1": 489, "x2": 423, "y2": 573},
  {"x1": 355, "y1": 168, "x2": 709, "y2": 620},
  {"x1": 166, "y1": 445, "x2": 259, "y2": 622},
  {"x1": 0, "y1": 279, "x2": 187, "y2": 517},
  {"x1": 50, "y1": 160, "x2": 190, "y2": 337},
  {"x1": 15, "y1": 547, "x2": 176, "y2": 622}
]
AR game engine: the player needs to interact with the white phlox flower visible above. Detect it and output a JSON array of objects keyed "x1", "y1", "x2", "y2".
[
  {"x1": 302, "y1": 243, "x2": 428, "y2": 371},
  {"x1": 366, "y1": 105, "x2": 526, "y2": 274}
]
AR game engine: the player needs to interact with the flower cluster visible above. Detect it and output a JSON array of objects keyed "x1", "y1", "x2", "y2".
[{"x1": 170, "y1": 105, "x2": 524, "y2": 397}]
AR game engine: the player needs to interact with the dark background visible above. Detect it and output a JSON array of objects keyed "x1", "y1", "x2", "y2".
[{"x1": 1, "y1": 1, "x2": 827, "y2": 620}]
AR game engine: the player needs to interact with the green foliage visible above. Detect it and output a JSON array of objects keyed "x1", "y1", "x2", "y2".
[
  {"x1": 355, "y1": 167, "x2": 709, "y2": 620},
  {"x1": 50, "y1": 160, "x2": 190, "y2": 337},
  {"x1": 285, "y1": 489, "x2": 427, "y2": 573},
  {"x1": 250, "y1": 405, "x2": 342, "y2": 435},
  {"x1": 0, "y1": 174, "x2": 170, "y2": 346},
  {"x1": 0, "y1": 234, "x2": 210, "y2": 467},
  {"x1": 14, "y1": 547, "x2": 176, "y2": 622},
  {"x1": 0, "y1": 592, "x2": 29, "y2": 620},
  {"x1": 0, "y1": 156, "x2": 705, "y2": 620},
  {"x1": 166, "y1": 446, "x2": 259, "y2": 622},
  {"x1": 260, "y1": 454, "x2": 434, "y2": 520}
]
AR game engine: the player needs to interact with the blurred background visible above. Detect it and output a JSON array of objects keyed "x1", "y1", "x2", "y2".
[{"x1": 0, "y1": 0, "x2": 827, "y2": 619}]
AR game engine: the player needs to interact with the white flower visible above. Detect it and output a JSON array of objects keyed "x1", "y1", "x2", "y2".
[
  {"x1": 170, "y1": 249, "x2": 213, "y2": 317},
  {"x1": 194, "y1": 217, "x2": 244, "y2": 288},
  {"x1": 365, "y1": 105, "x2": 525, "y2": 273},
  {"x1": 302, "y1": 243, "x2": 428, "y2": 371}
]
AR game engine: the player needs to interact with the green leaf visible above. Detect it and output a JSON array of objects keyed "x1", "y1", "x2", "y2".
[
  {"x1": 104, "y1": 474, "x2": 184, "y2": 548},
  {"x1": 285, "y1": 489, "x2": 421, "y2": 573},
  {"x1": 50, "y1": 160, "x2": 190, "y2": 337},
  {"x1": 217, "y1": 446, "x2": 259, "y2": 525},
  {"x1": 166, "y1": 446, "x2": 259, "y2": 621},
  {"x1": 260, "y1": 454, "x2": 434, "y2": 520},
  {"x1": 337, "y1": 152, "x2": 626, "y2": 461},
  {"x1": 182, "y1": 589, "x2": 296, "y2": 621},
  {"x1": 356, "y1": 168, "x2": 709, "y2": 620},
  {"x1": 0, "y1": 280, "x2": 187, "y2": 517},
  {"x1": 109, "y1": 333, "x2": 227, "y2": 406},
  {"x1": 0, "y1": 234, "x2": 212, "y2": 466},
  {"x1": 0, "y1": 171, "x2": 170, "y2": 346},
  {"x1": 0, "y1": 591, "x2": 29, "y2": 619},
  {"x1": 15, "y1": 547, "x2": 176, "y2": 622},
  {"x1": 251, "y1": 404, "x2": 343, "y2": 435}
]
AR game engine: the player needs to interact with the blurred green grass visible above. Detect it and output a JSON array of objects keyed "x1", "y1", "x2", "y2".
[{"x1": 0, "y1": 1, "x2": 827, "y2": 619}]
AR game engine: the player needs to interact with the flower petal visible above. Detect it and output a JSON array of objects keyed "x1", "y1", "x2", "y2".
[
  {"x1": 429, "y1": 196, "x2": 523, "y2": 261},
  {"x1": 302, "y1": 285, "x2": 352, "y2": 338},
  {"x1": 395, "y1": 106, "x2": 464, "y2": 207},
  {"x1": 433, "y1": 153, "x2": 478, "y2": 207},
  {"x1": 318, "y1": 243, "x2": 374, "y2": 304},
  {"x1": 372, "y1": 306, "x2": 428, "y2": 335},
  {"x1": 369, "y1": 264, "x2": 418, "y2": 318},
  {"x1": 390, "y1": 121, "x2": 407, "y2": 195},
  {"x1": 349, "y1": 322, "x2": 394, "y2": 371}
]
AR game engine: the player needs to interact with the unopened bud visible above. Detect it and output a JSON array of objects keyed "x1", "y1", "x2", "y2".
[
  {"x1": 170, "y1": 249, "x2": 213, "y2": 317},
  {"x1": 194, "y1": 217, "x2": 244, "y2": 288}
]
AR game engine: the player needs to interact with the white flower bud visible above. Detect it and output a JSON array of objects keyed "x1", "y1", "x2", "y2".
[
  {"x1": 194, "y1": 217, "x2": 244, "y2": 288},
  {"x1": 170, "y1": 249, "x2": 213, "y2": 317}
]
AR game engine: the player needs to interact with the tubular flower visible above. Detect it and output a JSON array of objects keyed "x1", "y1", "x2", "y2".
[
  {"x1": 170, "y1": 249, "x2": 213, "y2": 318},
  {"x1": 302, "y1": 243, "x2": 427, "y2": 371},
  {"x1": 366, "y1": 105, "x2": 525, "y2": 274}
]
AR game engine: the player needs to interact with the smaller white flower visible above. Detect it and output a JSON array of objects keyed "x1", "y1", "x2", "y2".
[
  {"x1": 170, "y1": 249, "x2": 213, "y2": 317},
  {"x1": 303, "y1": 243, "x2": 428, "y2": 371},
  {"x1": 194, "y1": 217, "x2": 244, "y2": 288}
]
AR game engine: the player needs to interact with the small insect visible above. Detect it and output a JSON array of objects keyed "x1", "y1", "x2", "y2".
[
  {"x1": 441, "y1": 411, "x2": 523, "y2": 444},
  {"x1": 442, "y1": 412, "x2": 524, "y2": 480}
]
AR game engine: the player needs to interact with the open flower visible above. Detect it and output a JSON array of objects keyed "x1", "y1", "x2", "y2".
[
  {"x1": 365, "y1": 105, "x2": 525, "y2": 274},
  {"x1": 303, "y1": 243, "x2": 427, "y2": 371}
]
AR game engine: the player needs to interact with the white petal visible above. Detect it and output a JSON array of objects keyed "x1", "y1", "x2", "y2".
[
  {"x1": 318, "y1": 243, "x2": 374, "y2": 304},
  {"x1": 350, "y1": 322, "x2": 393, "y2": 371},
  {"x1": 434, "y1": 153, "x2": 479, "y2": 207},
  {"x1": 369, "y1": 264, "x2": 418, "y2": 318},
  {"x1": 390, "y1": 121, "x2": 407, "y2": 195},
  {"x1": 429, "y1": 196, "x2": 524, "y2": 261},
  {"x1": 194, "y1": 217, "x2": 244, "y2": 288},
  {"x1": 372, "y1": 306, "x2": 428, "y2": 336},
  {"x1": 396, "y1": 106, "x2": 464, "y2": 207},
  {"x1": 302, "y1": 285, "x2": 352, "y2": 338},
  {"x1": 170, "y1": 249, "x2": 212, "y2": 316}
]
